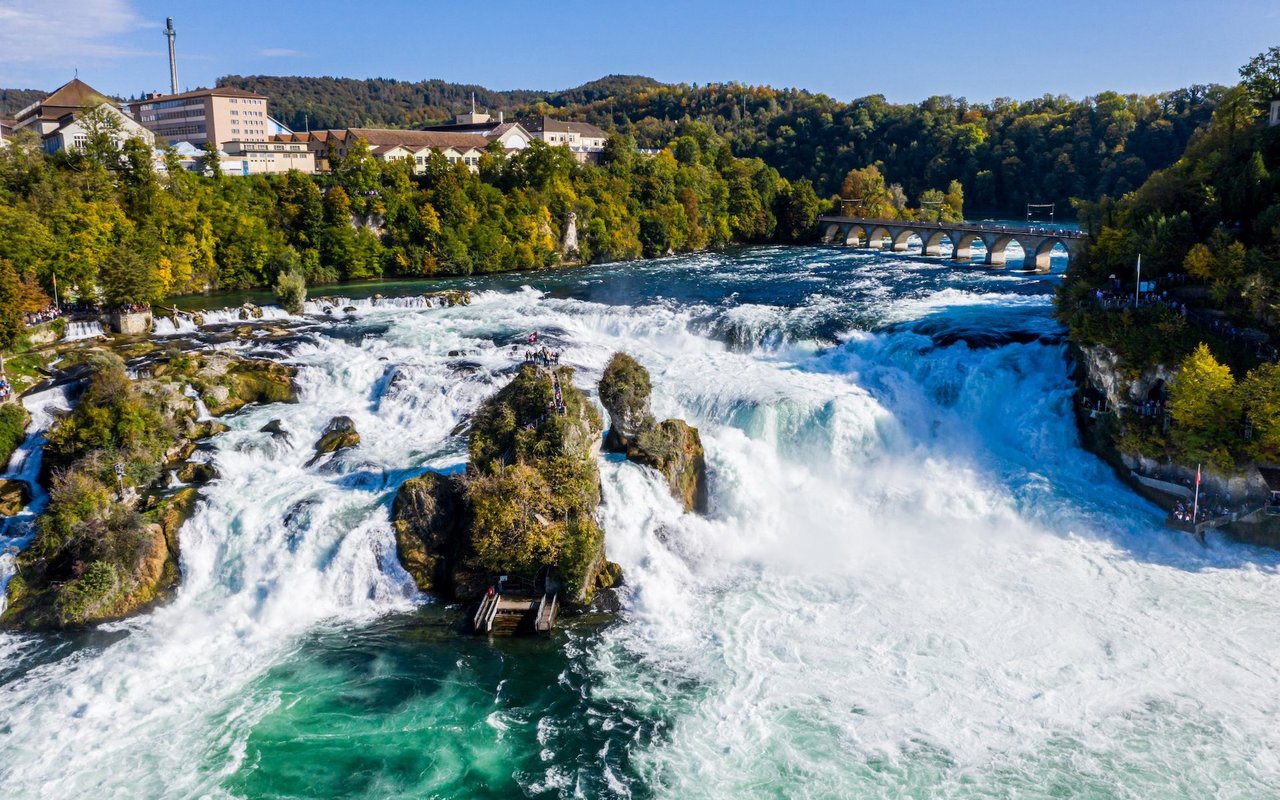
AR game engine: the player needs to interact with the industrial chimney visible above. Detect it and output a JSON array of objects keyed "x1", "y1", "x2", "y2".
[{"x1": 165, "y1": 17, "x2": 178, "y2": 95}]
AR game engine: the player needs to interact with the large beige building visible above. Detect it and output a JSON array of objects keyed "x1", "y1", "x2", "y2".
[
  {"x1": 280, "y1": 124, "x2": 532, "y2": 174},
  {"x1": 130, "y1": 86, "x2": 272, "y2": 148},
  {"x1": 13, "y1": 78, "x2": 154, "y2": 154},
  {"x1": 519, "y1": 116, "x2": 609, "y2": 163}
]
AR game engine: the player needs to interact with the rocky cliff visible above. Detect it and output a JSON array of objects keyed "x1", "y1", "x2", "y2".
[
  {"x1": 598, "y1": 352, "x2": 708, "y2": 513},
  {"x1": 3, "y1": 349, "x2": 297, "y2": 629},
  {"x1": 1072, "y1": 343, "x2": 1277, "y2": 541},
  {"x1": 393, "y1": 363, "x2": 620, "y2": 605}
]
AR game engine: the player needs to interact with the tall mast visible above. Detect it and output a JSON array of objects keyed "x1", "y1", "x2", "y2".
[{"x1": 165, "y1": 17, "x2": 179, "y2": 95}]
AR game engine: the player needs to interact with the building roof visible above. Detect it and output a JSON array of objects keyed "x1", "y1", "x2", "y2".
[
  {"x1": 346, "y1": 128, "x2": 491, "y2": 150},
  {"x1": 135, "y1": 86, "x2": 267, "y2": 105},
  {"x1": 15, "y1": 78, "x2": 115, "y2": 123},
  {"x1": 519, "y1": 115, "x2": 609, "y2": 138}
]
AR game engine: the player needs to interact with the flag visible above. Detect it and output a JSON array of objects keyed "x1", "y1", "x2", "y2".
[{"x1": 1195, "y1": 465, "x2": 1201, "y2": 487}]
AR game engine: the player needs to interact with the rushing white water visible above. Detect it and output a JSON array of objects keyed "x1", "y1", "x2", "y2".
[
  {"x1": 61, "y1": 320, "x2": 106, "y2": 342},
  {"x1": 1, "y1": 247, "x2": 1278, "y2": 798},
  {"x1": 1, "y1": 386, "x2": 74, "y2": 608}
]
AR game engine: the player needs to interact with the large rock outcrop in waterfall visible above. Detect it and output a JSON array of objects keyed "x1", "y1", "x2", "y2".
[
  {"x1": 392, "y1": 364, "x2": 621, "y2": 604},
  {"x1": 599, "y1": 352, "x2": 708, "y2": 514},
  {"x1": 3, "y1": 349, "x2": 297, "y2": 630},
  {"x1": 392, "y1": 472, "x2": 467, "y2": 594}
]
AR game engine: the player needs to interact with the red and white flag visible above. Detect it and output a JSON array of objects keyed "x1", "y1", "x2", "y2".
[{"x1": 1196, "y1": 465, "x2": 1201, "y2": 487}]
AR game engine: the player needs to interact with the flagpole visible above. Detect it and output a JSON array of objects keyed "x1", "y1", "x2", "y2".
[{"x1": 1192, "y1": 463, "x2": 1201, "y2": 526}]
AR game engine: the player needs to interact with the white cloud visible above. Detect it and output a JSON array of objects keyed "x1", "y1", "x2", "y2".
[
  {"x1": 0, "y1": 0, "x2": 150, "y2": 64},
  {"x1": 257, "y1": 48, "x2": 302, "y2": 58}
]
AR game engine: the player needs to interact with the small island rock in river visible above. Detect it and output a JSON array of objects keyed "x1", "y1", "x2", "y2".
[
  {"x1": 393, "y1": 363, "x2": 621, "y2": 606},
  {"x1": 599, "y1": 352, "x2": 708, "y2": 514}
]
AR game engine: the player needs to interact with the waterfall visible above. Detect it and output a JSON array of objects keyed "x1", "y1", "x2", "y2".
[
  {"x1": 62, "y1": 320, "x2": 105, "y2": 341},
  {"x1": 1, "y1": 246, "x2": 1277, "y2": 798}
]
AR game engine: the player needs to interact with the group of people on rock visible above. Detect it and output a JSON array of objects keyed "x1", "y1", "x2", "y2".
[
  {"x1": 0, "y1": 376, "x2": 12, "y2": 402},
  {"x1": 24, "y1": 305, "x2": 62, "y2": 327},
  {"x1": 525, "y1": 348, "x2": 560, "y2": 367}
]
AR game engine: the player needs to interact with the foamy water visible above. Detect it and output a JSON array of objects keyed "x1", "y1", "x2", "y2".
[{"x1": 1, "y1": 246, "x2": 1277, "y2": 798}]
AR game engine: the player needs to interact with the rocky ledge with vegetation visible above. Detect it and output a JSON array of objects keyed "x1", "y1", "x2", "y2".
[
  {"x1": 598, "y1": 352, "x2": 708, "y2": 514},
  {"x1": 1059, "y1": 47, "x2": 1280, "y2": 544},
  {"x1": 393, "y1": 363, "x2": 621, "y2": 606},
  {"x1": 2, "y1": 349, "x2": 297, "y2": 629}
]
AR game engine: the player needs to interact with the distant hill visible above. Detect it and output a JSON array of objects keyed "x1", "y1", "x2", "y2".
[
  {"x1": 215, "y1": 74, "x2": 662, "y2": 132},
  {"x1": 2, "y1": 72, "x2": 1222, "y2": 215},
  {"x1": 0, "y1": 88, "x2": 46, "y2": 118},
  {"x1": 217, "y1": 73, "x2": 1221, "y2": 212}
]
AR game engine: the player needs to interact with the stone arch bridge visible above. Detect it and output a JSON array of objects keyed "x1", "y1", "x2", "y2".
[{"x1": 818, "y1": 215, "x2": 1088, "y2": 272}]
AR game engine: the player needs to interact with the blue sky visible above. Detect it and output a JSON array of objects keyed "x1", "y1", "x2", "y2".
[{"x1": 1, "y1": 0, "x2": 1277, "y2": 103}]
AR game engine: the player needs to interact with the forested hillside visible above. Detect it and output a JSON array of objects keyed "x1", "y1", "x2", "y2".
[
  {"x1": 221, "y1": 74, "x2": 1221, "y2": 214},
  {"x1": 0, "y1": 88, "x2": 46, "y2": 117},
  {"x1": 1061, "y1": 47, "x2": 1280, "y2": 472},
  {"x1": 0, "y1": 117, "x2": 827, "y2": 327}
]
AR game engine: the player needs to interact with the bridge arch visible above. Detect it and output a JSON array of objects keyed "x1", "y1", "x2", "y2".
[
  {"x1": 984, "y1": 235, "x2": 1017, "y2": 267},
  {"x1": 843, "y1": 224, "x2": 869, "y2": 246},
  {"x1": 890, "y1": 228, "x2": 918, "y2": 252},
  {"x1": 921, "y1": 230, "x2": 953, "y2": 257},
  {"x1": 867, "y1": 226, "x2": 892, "y2": 249},
  {"x1": 822, "y1": 222, "x2": 842, "y2": 244},
  {"x1": 952, "y1": 232, "x2": 982, "y2": 262},
  {"x1": 1021, "y1": 237, "x2": 1070, "y2": 272}
]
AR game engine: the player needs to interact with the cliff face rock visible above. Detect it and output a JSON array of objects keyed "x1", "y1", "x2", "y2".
[
  {"x1": 1073, "y1": 344, "x2": 1267, "y2": 504},
  {"x1": 598, "y1": 351, "x2": 709, "y2": 514},
  {"x1": 631, "y1": 420, "x2": 709, "y2": 514},
  {"x1": 392, "y1": 472, "x2": 467, "y2": 593},
  {"x1": 599, "y1": 352, "x2": 652, "y2": 448},
  {"x1": 393, "y1": 364, "x2": 618, "y2": 605},
  {"x1": 1079, "y1": 344, "x2": 1175, "y2": 413},
  {"x1": 308, "y1": 416, "x2": 360, "y2": 465}
]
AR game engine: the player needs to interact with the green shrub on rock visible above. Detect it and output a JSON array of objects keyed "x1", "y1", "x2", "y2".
[{"x1": 0, "y1": 403, "x2": 29, "y2": 470}]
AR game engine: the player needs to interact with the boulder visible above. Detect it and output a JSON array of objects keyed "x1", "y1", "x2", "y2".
[
  {"x1": 598, "y1": 351, "x2": 709, "y2": 514},
  {"x1": 260, "y1": 419, "x2": 290, "y2": 440},
  {"x1": 308, "y1": 416, "x2": 360, "y2": 465},
  {"x1": 599, "y1": 352, "x2": 653, "y2": 450},
  {"x1": 392, "y1": 472, "x2": 468, "y2": 593},
  {"x1": 0, "y1": 479, "x2": 32, "y2": 516},
  {"x1": 630, "y1": 419, "x2": 709, "y2": 514},
  {"x1": 177, "y1": 461, "x2": 219, "y2": 485}
]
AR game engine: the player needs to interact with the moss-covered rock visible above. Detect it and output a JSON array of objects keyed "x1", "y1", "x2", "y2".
[
  {"x1": 154, "y1": 351, "x2": 297, "y2": 417},
  {"x1": 392, "y1": 472, "x2": 467, "y2": 593},
  {"x1": 599, "y1": 352, "x2": 652, "y2": 449},
  {"x1": 2, "y1": 488, "x2": 197, "y2": 629},
  {"x1": 393, "y1": 364, "x2": 611, "y2": 605},
  {"x1": 0, "y1": 403, "x2": 30, "y2": 471},
  {"x1": 597, "y1": 351, "x2": 709, "y2": 514},
  {"x1": 631, "y1": 419, "x2": 709, "y2": 514},
  {"x1": 177, "y1": 460, "x2": 219, "y2": 485},
  {"x1": 308, "y1": 416, "x2": 360, "y2": 465},
  {"x1": 0, "y1": 478, "x2": 31, "y2": 516}
]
